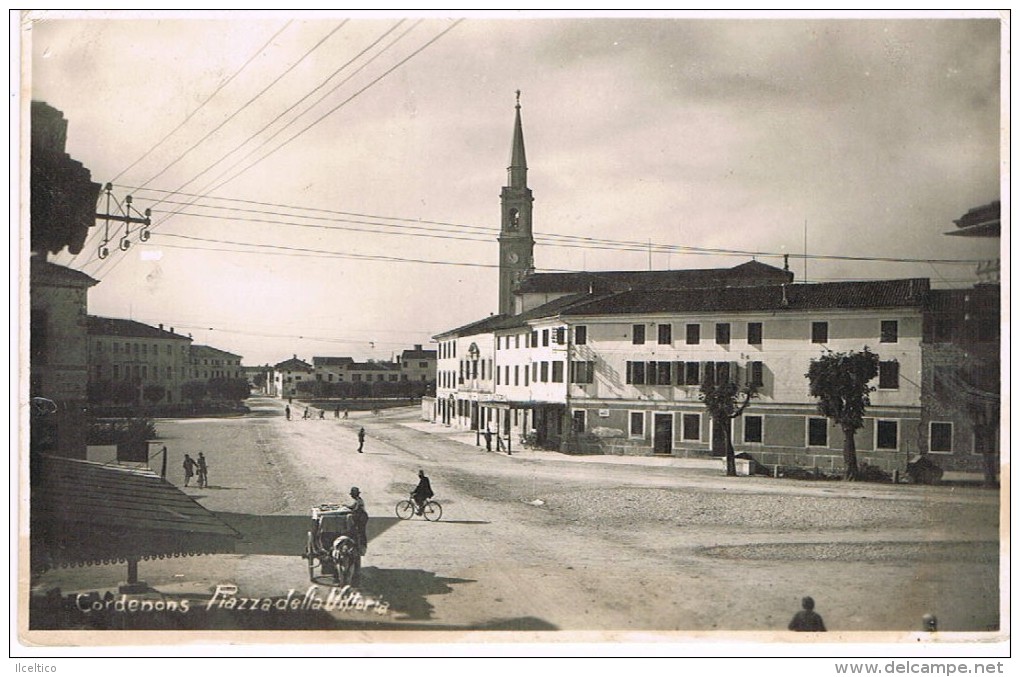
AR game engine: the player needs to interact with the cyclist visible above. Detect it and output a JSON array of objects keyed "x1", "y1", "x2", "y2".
[{"x1": 411, "y1": 469, "x2": 433, "y2": 515}]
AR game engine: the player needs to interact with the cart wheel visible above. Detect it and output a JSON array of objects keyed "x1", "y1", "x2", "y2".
[
  {"x1": 422, "y1": 500, "x2": 443, "y2": 522},
  {"x1": 305, "y1": 532, "x2": 316, "y2": 582},
  {"x1": 395, "y1": 500, "x2": 415, "y2": 520}
]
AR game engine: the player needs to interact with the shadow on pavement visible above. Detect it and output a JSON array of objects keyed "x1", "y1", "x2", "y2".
[
  {"x1": 215, "y1": 513, "x2": 402, "y2": 556},
  {"x1": 357, "y1": 566, "x2": 474, "y2": 621}
]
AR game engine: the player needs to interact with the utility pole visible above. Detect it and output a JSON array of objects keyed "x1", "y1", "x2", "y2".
[{"x1": 95, "y1": 183, "x2": 152, "y2": 259}]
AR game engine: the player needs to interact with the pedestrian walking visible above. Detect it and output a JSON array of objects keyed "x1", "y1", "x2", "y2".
[
  {"x1": 197, "y1": 452, "x2": 209, "y2": 489},
  {"x1": 319, "y1": 409, "x2": 324, "y2": 420},
  {"x1": 343, "y1": 409, "x2": 349, "y2": 419},
  {"x1": 334, "y1": 406, "x2": 340, "y2": 419},
  {"x1": 303, "y1": 407, "x2": 309, "y2": 420},
  {"x1": 285, "y1": 405, "x2": 291, "y2": 420},
  {"x1": 357, "y1": 427, "x2": 365, "y2": 453},
  {"x1": 182, "y1": 454, "x2": 196, "y2": 487},
  {"x1": 788, "y1": 596, "x2": 826, "y2": 632},
  {"x1": 484, "y1": 427, "x2": 493, "y2": 452}
]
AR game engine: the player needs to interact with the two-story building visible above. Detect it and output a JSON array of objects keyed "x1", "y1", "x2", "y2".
[
  {"x1": 272, "y1": 356, "x2": 313, "y2": 399},
  {"x1": 399, "y1": 345, "x2": 437, "y2": 383}
]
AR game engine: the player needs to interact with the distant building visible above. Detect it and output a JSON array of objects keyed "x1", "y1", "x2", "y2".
[
  {"x1": 86, "y1": 317, "x2": 193, "y2": 406},
  {"x1": 313, "y1": 356, "x2": 355, "y2": 385},
  {"x1": 272, "y1": 355, "x2": 313, "y2": 399},
  {"x1": 189, "y1": 344, "x2": 243, "y2": 381},
  {"x1": 399, "y1": 344, "x2": 437, "y2": 382},
  {"x1": 347, "y1": 360, "x2": 401, "y2": 383}
]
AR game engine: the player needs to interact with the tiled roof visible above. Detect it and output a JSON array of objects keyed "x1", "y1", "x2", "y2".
[
  {"x1": 491, "y1": 293, "x2": 607, "y2": 330},
  {"x1": 558, "y1": 279, "x2": 931, "y2": 316},
  {"x1": 946, "y1": 201, "x2": 1000, "y2": 237},
  {"x1": 433, "y1": 314, "x2": 510, "y2": 340},
  {"x1": 87, "y1": 316, "x2": 191, "y2": 341},
  {"x1": 190, "y1": 344, "x2": 242, "y2": 360},
  {"x1": 31, "y1": 259, "x2": 99, "y2": 288},
  {"x1": 313, "y1": 356, "x2": 354, "y2": 367},
  {"x1": 274, "y1": 357, "x2": 312, "y2": 371},
  {"x1": 30, "y1": 455, "x2": 238, "y2": 570},
  {"x1": 514, "y1": 260, "x2": 793, "y2": 295},
  {"x1": 400, "y1": 349, "x2": 437, "y2": 360}
]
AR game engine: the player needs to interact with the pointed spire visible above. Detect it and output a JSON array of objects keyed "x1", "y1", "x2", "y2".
[{"x1": 507, "y1": 90, "x2": 527, "y2": 189}]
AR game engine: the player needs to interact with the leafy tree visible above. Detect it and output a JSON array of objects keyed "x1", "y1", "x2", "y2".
[
  {"x1": 143, "y1": 384, "x2": 166, "y2": 404},
  {"x1": 806, "y1": 348, "x2": 880, "y2": 481},
  {"x1": 700, "y1": 378, "x2": 758, "y2": 477},
  {"x1": 182, "y1": 380, "x2": 208, "y2": 405},
  {"x1": 207, "y1": 377, "x2": 251, "y2": 402}
]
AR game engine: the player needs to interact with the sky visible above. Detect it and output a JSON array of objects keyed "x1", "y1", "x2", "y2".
[{"x1": 19, "y1": 10, "x2": 1005, "y2": 367}]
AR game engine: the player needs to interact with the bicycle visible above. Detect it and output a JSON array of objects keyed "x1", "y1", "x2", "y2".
[{"x1": 395, "y1": 495, "x2": 442, "y2": 521}]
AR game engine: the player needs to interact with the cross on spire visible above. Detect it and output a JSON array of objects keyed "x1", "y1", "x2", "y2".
[{"x1": 515, "y1": 89, "x2": 521, "y2": 108}]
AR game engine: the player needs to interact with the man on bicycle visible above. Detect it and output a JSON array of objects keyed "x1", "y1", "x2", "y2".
[{"x1": 411, "y1": 469, "x2": 433, "y2": 515}]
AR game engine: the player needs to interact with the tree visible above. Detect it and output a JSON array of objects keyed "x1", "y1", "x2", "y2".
[
  {"x1": 207, "y1": 377, "x2": 251, "y2": 402},
  {"x1": 806, "y1": 348, "x2": 880, "y2": 481},
  {"x1": 182, "y1": 380, "x2": 208, "y2": 405},
  {"x1": 700, "y1": 379, "x2": 758, "y2": 477},
  {"x1": 142, "y1": 384, "x2": 166, "y2": 405}
]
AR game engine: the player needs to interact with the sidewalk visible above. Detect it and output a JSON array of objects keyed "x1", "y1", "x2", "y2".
[{"x1": 400, "y1": 419, "x2": 723, "y2": 471}]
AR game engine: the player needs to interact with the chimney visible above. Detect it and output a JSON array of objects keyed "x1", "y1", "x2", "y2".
[
  {"x1": 783, "y1": 254, "x2": 789, "y2": 272},
  {"x1": 159, "y1": 323, "x2": 164, "y2": 330},
  {"x1": 170, "y1": 327, "x2": 175, "y2": 333},
  {"x1": 414, "y1": 344, "x2": 422, "y2": 351}
]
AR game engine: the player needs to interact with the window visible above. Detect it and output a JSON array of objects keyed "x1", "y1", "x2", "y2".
[
  {"x1": 554, "y1": 328, "x2": 565, "y2": 345},
  {"x1": 657, "y1": 361, "x2": 672, "y2": 385},
  {"x1": 646, "y1": 361, "x2": 659, "y2": 385},
  {"x1": 881, "y1": 320, "x2": 899, "y2": 343},
  {"x1": 113, "y1": 365, "x2": 120, "y2": 379},
  {"x1": 808, "y1": 418, "x2": 828, "y2": 447},
  {"x1": 684, "y1": 361, "x2": 700, "y2": 386},
  {"x1": 744, "y1": 415, "x2": 763, "y2": 443},
  {"x1": 682, "y1": 413, "x2": 701, "y2": 441},
  {"x1": 572, "y1": 410, "x2": 586, "y2": 433},
  {"x1": 542, "y1": 329, "x2": 550, "y2": 346},
  {"x1": 514, "y1": 365, "x2": 519, "y2": 386},
  {"x1": 877, "y1": 420, "x2": 899, "y2": 450},
  {"x1": 574, "y1": 326, "x2": 587, "y2": 345},
  {"x1": 532, "y1": 363, "x2": 538, "y2": 382},
  {"x1": 113, "y1": 342, "x2": 120, "y2": 353},
  {"x1": 626, "y1": 361, "x2": 646, "y2": 385},
  {"x1": 812, "y1": 321, "x2": 829, "y2": 343},
  {"x1": 715, "y1": 362, "x2": 731, "y2": 384},
  {"x1": 420, "y1": 361, "x2": 428, "y2": 368},
  {"x1": 930, "y1": 422, "x2": 953, "y2": 453},
  {"x1": 570, "y1": 361, "x2": 594, "y2": 384},
  {"x1": 632, "y1": 324, "x2": 645, "y2": 345},
  {"x1": 515, "y1": 335, "x2": 520, "y2": 349},
  {"x1": 657, "y1": 324, "x2": 672, "y2": 345},
  {"x1": 747, "y1": 322, "x2": 763, "y2": 345},
  {"x1": 524, "y1": 365, "x2": 530, "y2": 386},
  {"x1": 686, "y1": 324, "x2": 700, "y2": 345},
  {"x1": 552, "y1": 361, "x2": 564, "y2": 383},
  {"x1": 495, "y1": 367, "x2": 501, "y2": 385},
  {"x1": 748, "y1": 361, "x2": 764, "y2": 387},
  {"x1": 531, "y1": 331, "x2": 538, "y2": 347},
  {"x1": 878, "y1": 361, "x2": 900, "y2": 389},
  {"x1": 629, "y1": 411, "x2": 645, "y2": 437},
  {"x1": 715, "y1": 323, "x2": 731, "y2": 345},
  {"x1": 540, "y1": 362, "x2": 549, "y2": 382}
]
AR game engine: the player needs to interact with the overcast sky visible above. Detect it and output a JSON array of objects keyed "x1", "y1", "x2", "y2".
[{"x1": 21, "y1": 11, "x2": 1004, "y2": 367}]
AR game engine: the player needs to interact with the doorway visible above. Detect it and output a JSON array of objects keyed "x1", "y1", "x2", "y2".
[{"x1": 654, "y1": 413, "x2": 673, "y2": 455}]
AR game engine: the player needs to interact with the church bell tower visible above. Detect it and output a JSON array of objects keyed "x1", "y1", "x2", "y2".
[{"x1": 498, "y1": 91, "x2": 535, "y2": 316}]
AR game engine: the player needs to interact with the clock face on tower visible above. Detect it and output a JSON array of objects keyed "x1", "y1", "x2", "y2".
[{"x1": 507, "y1": 252, "x2": 520, "y2": 264}]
